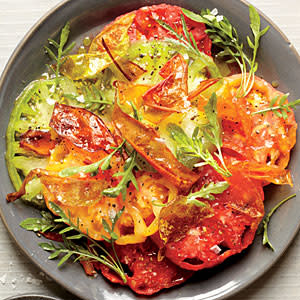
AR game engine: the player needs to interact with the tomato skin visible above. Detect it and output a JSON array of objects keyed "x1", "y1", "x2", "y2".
[
  {"x1": 143, "y1": 53, "x2": 188, "y2": 112},
  {"x1": 97, "y1": 239, "x2": 193, "y2": 295},
  {"x1": 128, "y1": 4, "x2": 212, "y2": 56},
  {"x1": 153, "y1": 165, "x2": 264, "y2": 271},
  {"x1": 19, "y1": 130, "x2": 57, "y2": 156},
  {"x1": 50, "y1": 103, "x2": 116, "y2": 153}
]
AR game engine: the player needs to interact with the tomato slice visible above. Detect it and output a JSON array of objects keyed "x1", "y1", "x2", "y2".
[
  {"x1": 143, "y1": 54, "x2": 189, "y2": 112},
  {"x1": 219, "y1": 75, "x2": 297, "y2": 170},
  {"x1": 154, "y1": 165, "x2": 264, "y2": 271},
  {"x1": 128, "y1": 4, "x2": 212, "y2": 56},
  {"x1": 50, "y1": 103, "x2": 116, "y2": 153},
  {"x1": 112, "y1": 104, "x2": 199, "y2": 192},
  {"x1": 97, "y1": 239, "x2": 193, "y2": 295}
]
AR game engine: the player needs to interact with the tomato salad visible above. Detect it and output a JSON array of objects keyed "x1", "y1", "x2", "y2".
[{"x1": 6, "y1": 4, "x2": 298, "y2": 295}]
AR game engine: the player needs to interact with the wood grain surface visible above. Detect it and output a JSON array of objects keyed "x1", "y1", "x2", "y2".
[{"x1": 0, "y1": 0, "x2": 300, "y2": 299}]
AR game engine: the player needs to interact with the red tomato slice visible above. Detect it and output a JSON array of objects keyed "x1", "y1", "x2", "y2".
[
  {"x1": 143, "y1": 54, "x2": 188, "y2": 112},
  {"x1": 97, "y1": 239, "x2": 193, "y2": 295},
  {"x1": 128, "y1": 4, "x2": 212, "y2": 56},
  {"x1": 153, "y1": 165, "x2": 264, "y2": 271}
]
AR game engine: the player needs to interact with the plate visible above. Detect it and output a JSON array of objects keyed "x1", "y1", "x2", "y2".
[
  {"x1": 0, "y1": 0, "x2": 300, "y2": 299},
  {"x1": 3, "y1": 294, "x2": 62, "y2": 300}
]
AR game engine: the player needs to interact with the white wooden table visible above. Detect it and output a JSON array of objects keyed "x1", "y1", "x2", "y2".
[{"x1": 0, "y1": 0, "x2": 300, "y2": 299}]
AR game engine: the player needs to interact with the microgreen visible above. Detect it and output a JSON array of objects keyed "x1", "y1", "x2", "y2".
[
  {"x1": 182, "y1": 5, "x2": 269, "y2": 97},
  {"x1": 187, "y1": 181, "x2": 229, "y2": 207},
  {"x1": 252, "y1": 94, "x2": 300, "y2": 119},
  {"x1": 44, "y1": 22, "x2": 76, "y2": 87},
  {"x1": 258, "y1": 194, "x2": 296, "y2": 251},
  {"x1": 58, "y1": 140, "x2": 125, "y2": 178}
]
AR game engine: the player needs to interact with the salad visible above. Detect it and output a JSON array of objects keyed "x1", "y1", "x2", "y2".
[{"x1": 5, "y1": 3, "x2": 298, "y2": 295}]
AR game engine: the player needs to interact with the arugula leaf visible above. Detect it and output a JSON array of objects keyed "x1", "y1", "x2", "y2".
[
  {"x1": 102, "y1": 150, "x2": 139, "y2": 200},
  {"x1": 44, "y1": 22, "x2": 75, "y2": 86},
  {"x1": 182, "y1": 6, "x2": 269, "y2": 97},
  {"x1": 58, "y1": 140, "x2": 125, "y2": 177},
  {"x1": 259, "y1": 194, "x2": 296, "y2": 251},
  {"x1": 187, "y1": 181, "x2": 229, "y2": 207},
  {"x1": 252, "y1": 93, "x2": 300, "y2": 119}
]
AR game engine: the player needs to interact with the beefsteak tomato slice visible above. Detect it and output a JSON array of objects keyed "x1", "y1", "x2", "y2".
[
  {"x1": 154, "y1": 165, "x2": 264, "y2": 271},
  {"x1": 97, "y1": 238, "x2": 193, "y2": 295}
]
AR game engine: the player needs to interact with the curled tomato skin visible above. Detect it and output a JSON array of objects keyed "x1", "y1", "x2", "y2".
[
  {"x1": 112, "y1": 104, "x2": 199, "y2": 192},
  {"x1": 19, "y1": 130, "x2": 57, "y2": 156},
  {"x1": 154, "y1": 165, "x2": 264, "y2": 271},
  {"x1": 143, "y1": 53, "x2": 189, "y2": 112},
  {"x1": 50, "y1": 103, "x2": 116, "y2": 153},
  {"x1": 128, "y1": 4, "x2": 212, "y2": 56},
  {"x1": 97, "y1": 239, "x2": 193, "y2": 295}
]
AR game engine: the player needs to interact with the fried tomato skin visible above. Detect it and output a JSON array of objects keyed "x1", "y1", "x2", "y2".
[
  {"x1": 50, "y1": 103, "x2": 116, "y2": 153},
  {"x1": 19, "y1": 129, "x2": 57, "y2": 156},
  {"x1": 153, "y1": 165, "x2": 264, "y2": 271},
  {"x1": 96, "y1": 238, "x2": 193, "y2": 295}
]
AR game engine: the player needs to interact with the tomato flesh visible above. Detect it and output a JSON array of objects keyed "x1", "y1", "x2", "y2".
[
  {"x1": 97, "y1": 238, "x2": 193, "y2": 295},
  {"x1": 153, "y1": 165, "x2": 264, "y2": 271},
  {"x1": 128, "y1": 4, "x2": 212, "y2": 56}
]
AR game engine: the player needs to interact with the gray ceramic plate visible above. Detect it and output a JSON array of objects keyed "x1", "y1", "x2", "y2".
[
  {"x1": 0, "y1": 0, "x2": 300, "y2": 300},
  {"x1": 3, "y1": 294, "x2": 62, "y2": 300}
]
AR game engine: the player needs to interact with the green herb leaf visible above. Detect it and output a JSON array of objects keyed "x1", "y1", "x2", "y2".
[
  {"x1": 37, "y1": 202, "x2": 127, "y2": 283},
  {"x1": 259, "y1": 194, "x2": 296, "y2": 250},
  {"x1": 182, "y1": 6, "x2": 269, "y2": 97},
  {"x1": 59, "y1": 140, "x2": 125, "y2": 177},
  {"x1": 44, "y1": 22, "x2": 75, "y2": 87},
  {"x1": 187, "y1": 181, "x2": 229, "y2": 204},
  {"x1": 167, "y1": 93, "x2": 231, "y2": 177},
  {"x1": 203, "y1": 93, "x2": 231, "y2": 175},
  {"x1": 252, "y1": 94, "x2": 300, "y2": 120},
  {"x1": 102, "y1": 151, "x2": 138, "y2": 200}
]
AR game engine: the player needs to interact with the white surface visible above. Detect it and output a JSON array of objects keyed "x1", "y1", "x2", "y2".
[{"x1": 0, "y1": 0, "x2": 300, "y2": 299}]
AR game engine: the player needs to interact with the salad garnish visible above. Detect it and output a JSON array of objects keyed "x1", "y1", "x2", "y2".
[
  {"x1": 44, "y1": 22, "x2": 76, "y2": 87},
  {"x1": 58, "y1": 140, "x2": 126, "y2": 177},
  {"x1": 258, "y1": 194, "x2": 296, "y2": 251},
  {"x1": 167, "y1": 93, "x2": 231, "y2": 177},
  {"x1": 102, "y1": 150, "x2": 139, "y2": 200},
  {"x1": 182, "y1": 5, "x2": 269, "y2": 96},
  {"x1": 252, "y1": 93, "x2": 300, "y2": 119},
  {"x1": 186, "y1": 181, "x2": 229, "y2": 207},
  {"x1": 21, "y1": 202, "x2": 127, "y2": 282}
]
